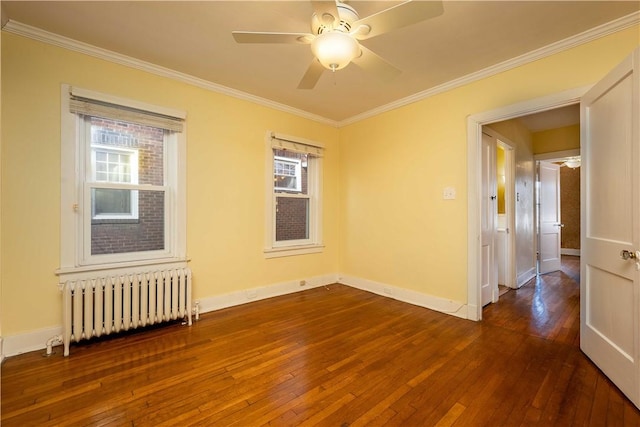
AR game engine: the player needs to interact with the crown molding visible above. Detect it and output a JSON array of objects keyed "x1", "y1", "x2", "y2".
[
  {"x1": 2, "y1": 20, "x2": 340, "y2": 128},
  {"x1": 338, "y1": 10, "x2": 640, "y2": 127},
  {"x1": 3, "y1": 10, "x2": 638, "y2": 129}
]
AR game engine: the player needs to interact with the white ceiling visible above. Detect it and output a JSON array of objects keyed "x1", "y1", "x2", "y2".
[{"x1": 2, "y1": 1, "x2": 639, "y2": 125}]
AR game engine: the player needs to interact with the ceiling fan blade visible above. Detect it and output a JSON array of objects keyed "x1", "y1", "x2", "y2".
[
  {"x1": 298, "y1": 59, "x2": 326, "y2": 89},
  {"x1": 352, "y1": 0, "x2": 444, "y2": 40},
  {"x1": 351, "y1": 45, "x2": 401, "y2": 82},
  {"x1": 232, "y1": 31, "x2": 313, "y2": 44},
  {"x1": 311, "y1": 1, "x2": 340, "y2": 27}
]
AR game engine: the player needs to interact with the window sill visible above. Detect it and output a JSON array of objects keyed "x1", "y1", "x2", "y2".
[
  {"x1": 264, "y1": 244, "x2": 324, "y2": 259},
  {"x1": 56, "y1": 257, "x2": 190, "y2": 284}
]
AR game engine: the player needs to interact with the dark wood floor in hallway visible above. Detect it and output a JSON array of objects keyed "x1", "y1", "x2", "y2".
[{"x1": 3, "y1": 256, "x2": 639, "y2": 426}]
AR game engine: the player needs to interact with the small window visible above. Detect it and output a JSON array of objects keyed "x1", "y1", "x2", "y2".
[
  {"x1": 265, "y1": 133, "x2": 324, "y2": 258},
  {"x1": 274, "y1": 151, "x2": 308, "y2": 242}
]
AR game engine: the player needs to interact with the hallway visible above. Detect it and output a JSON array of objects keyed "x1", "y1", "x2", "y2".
[{"x1": 484, "y1": 255, "x2": 580, "y2": 345}]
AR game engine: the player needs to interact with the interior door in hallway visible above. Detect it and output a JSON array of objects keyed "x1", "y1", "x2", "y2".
[
  {"x1": 538, "y1": 161, "x2": 562, "y2": 274},
  {"x1": 581, "y1": 47, "x2": 640, "y2": 408},
  {"x1": 481, "y1": 132, "x2": 498, "y2": 306}
]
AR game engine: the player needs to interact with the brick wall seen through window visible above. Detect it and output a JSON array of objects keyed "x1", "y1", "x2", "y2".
[{"x1": 89, "y1": 117, "x2": 165, "y2": 255}]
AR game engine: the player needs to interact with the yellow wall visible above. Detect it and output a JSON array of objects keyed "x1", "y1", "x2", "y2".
[
  {"x1": 533, "y1": 124, "x2": 580, "y2": 154},
  {"x1": 1, "y1": 32, "x2": 340, "y2": 336},
  {"x1": 1, "y1": 23, "x2": 639, "y2": 339},
  {"x1": 339, "y1": 28, "x2": 638, "y2": 302}
]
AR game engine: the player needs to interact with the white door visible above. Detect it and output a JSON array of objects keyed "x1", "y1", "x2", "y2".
[
  {"x1": 481, "y1": 132, "x2": 498, "y2": 306},
  {"x1": 581, "y1": 48, "x2": 640, "y2": 408},
  {"x1": 538, "y1": 161, "x2": 562, "y2": 274}
]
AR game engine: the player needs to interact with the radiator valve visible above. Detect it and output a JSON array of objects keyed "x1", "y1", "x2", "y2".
[
  {"x1": 194, "y1": 301, "x2": 200, "y2": 321},
  {"x1": 44, "y1": 335, "x2": 63, "y2": 357}
]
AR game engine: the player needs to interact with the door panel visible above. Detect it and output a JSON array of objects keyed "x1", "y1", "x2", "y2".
[
  {"x1": 586, "y1": 265, "x2": 634, "y2": 358},
  {"x1": 481, "y1": 132, "x2": 497, "y2": 306},
  {"x1": 539, "y1": 162, "x2": 562, "y2": 274},
  {"x1": 581, "y1": 48, "x2": 639, "y2": 408},
  {"x1": 588, "y1": 75, "x2": 634, "y2": 243}
]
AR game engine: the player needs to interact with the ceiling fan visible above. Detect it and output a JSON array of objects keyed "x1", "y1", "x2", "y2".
[{"x1": 232, "y1": 0, "x2": 444, "y2": 89}]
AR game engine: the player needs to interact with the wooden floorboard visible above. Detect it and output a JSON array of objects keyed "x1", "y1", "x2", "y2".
[{"x1": 3, "y1": 256, "x2": 640, "y2": 426}]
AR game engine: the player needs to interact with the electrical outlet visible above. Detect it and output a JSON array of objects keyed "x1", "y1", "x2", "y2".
[{"x1": 443, "y1": 187, "x2": 456, "y2": 200}]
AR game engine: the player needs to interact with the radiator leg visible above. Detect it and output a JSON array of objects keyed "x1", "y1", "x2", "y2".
[
  {"x1": 194, "y1": 300, "x2": 200, "y2": 321},
  {"x1": 62, "y1": 282, "x2": 73, "y2": 357}
]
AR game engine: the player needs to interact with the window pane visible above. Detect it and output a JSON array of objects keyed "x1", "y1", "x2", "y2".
[
  {"x1": 276, "y1": 197, "x2": 309, "y2": 241},
  {"x1": 90, "y1": 117, "x2": 164, "y2": 186},
  {"x1": 275, "y1": 175, "x2": 298, "y2": 191},
  {"x1": 93, "y1": 188, "x2": 132, "y2": 216},
  {"x1": 91, "y1": 190, "x2": 165, "y2": 255},
  {"x1": 274, "y1": 150, "x2": 307, "y2": 194}
]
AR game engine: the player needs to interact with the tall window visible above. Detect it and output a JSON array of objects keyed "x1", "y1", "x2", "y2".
[
  {"x1": 265, "y1": 133, "x2": 323, "y2": 257},
  {"x1": 59, "y1": 86, "x2": 187, "y2": 272},
  {"x1": 84, "y1": 117, "x2": 165, "y2": 256}
]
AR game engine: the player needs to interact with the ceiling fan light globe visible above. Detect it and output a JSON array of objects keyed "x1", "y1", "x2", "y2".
[
  {"x1": 564, "y1": 158, "x2": 581, "y2": 168},
  {"x1": 311, "y1": 32, "x2": 359, "y2": 71}
]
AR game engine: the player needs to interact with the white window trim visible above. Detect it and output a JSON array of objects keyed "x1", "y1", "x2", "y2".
[
  {"x1": 58, "y1": 85, "x2": 188, "y2": 281},
  {"x1": 264, "y1": 132, "x2": 324, "y2": 258}
]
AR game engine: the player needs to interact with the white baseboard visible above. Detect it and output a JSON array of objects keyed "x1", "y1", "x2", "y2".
[
  {"x1": 3, "y1": 275, "x2": 340, "y2": 358},
  {"x1": 466, "y1": 304, "x2": 479, "y2": 321},
  {"x1": 517, "y1": 267, "x2": 537, "y2": 288},
  {"x1": 196, "y1": 273, "x2": 339, "y2": 314},
  {"x1": 561, "y1": 248, "x2": 581, "y2": 256},
  {"x1": 1, "y1": 337, "x2": 4, "y2": 364},
  {"x1": 3, "y1": 272, "x2": 473, "y2": 357},
  {"x1": 338, "y1": 275, "x2": 468, "y2": 319},
  {"x1": 3, "y1": 326, "x2": 62, "y2": 358}
]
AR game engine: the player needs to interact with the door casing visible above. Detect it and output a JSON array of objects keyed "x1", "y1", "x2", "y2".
[{"x1": 467, "y1": 86, "x2": 589, "y2": 321}]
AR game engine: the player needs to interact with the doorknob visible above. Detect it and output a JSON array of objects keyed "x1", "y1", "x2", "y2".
[
  {"x1": 555, "y1": 223, "x2": 565, "y2": 227},
  {"x1": 620, "y1": 249, "x2": 638, "y2": 260}
]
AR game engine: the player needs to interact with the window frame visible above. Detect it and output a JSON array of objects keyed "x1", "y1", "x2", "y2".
[
  {"x1": 80, "y1": 117, "x2": 170, "y2": 263},
  {"x1": 264, "y1": 132, "x2": 324, "y2": 258},
  {"x1": 58, "y1": 85, "x2": 187, "y2": 280}
]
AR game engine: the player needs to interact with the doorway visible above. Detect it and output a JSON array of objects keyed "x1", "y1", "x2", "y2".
[
  {"x1": 535, "y1": 152, "x2": 581, "y2": 275},
  {"x1": 480, "y1": 128, "x2": 516, "y2": 308},
  {"x1": 467, "y1": 87, "x2": 588, "y2": 321}
]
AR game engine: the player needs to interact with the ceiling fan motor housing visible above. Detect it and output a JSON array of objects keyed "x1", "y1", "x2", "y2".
[{"x1": 311, "y1": 2, "x2": 359, "y2": 35}]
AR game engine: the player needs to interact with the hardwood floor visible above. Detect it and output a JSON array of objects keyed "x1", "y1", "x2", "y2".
[{"x1": 3, "y1": 256, "x2": 639, "y2": 426}]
